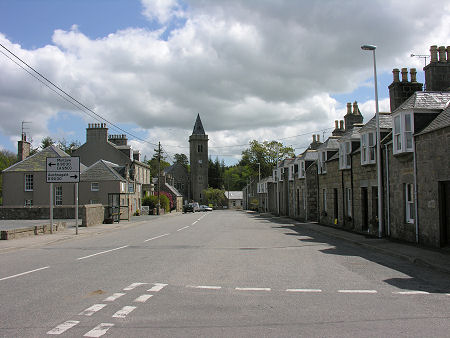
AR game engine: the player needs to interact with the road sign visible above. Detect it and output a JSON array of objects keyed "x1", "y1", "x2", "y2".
[{"x1": 46, "y1": 157, "x2": 80, "y2": 183}]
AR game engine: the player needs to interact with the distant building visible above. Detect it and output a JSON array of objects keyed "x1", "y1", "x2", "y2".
[{"x1": 224, "y1": 191, "x2": 243, "y2": 209}]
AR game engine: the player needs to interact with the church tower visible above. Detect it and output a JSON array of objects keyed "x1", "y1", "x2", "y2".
[{"x1": 189, "y1": 114, "x2": 208, "y2": 204}]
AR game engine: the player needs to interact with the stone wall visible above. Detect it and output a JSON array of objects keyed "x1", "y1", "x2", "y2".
[{"x1": 82, "y1": 204, "x2": 105, "y2": 227}]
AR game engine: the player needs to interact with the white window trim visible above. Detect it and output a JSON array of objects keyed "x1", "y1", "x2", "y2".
[
  {"x1": 346, "y1": 188, "x2": 352, "y2": 217},
  {"x1": 298, "y1": 161, "x2": 305, "y2": 178},
  {"x1": 25, "y1": 174, "x2": 33, "y2": 192},
  {"x1": 318, "y1": 151, "x2": 327, "y2": 174},
  {"x1": 406, "y1": 183, "x2": 414, "y2": 224},
  {"x1": 91, "y1": 182, "x2": 99, "y2": 192},
  {"x1": 289, "y1": 165, "x2": 294, "y2": 181},
  {"x1": 339, "y1": 142, "x2": 351, "y2": 169},
  {"x1": 361, "y1": 132, "x2": 376, "y2": 165},
  {"x1": 393, "y1": 112, "x2": 414, "y2": 154}
]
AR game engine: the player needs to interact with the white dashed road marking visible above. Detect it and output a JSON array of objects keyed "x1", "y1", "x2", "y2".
[
  {"x1": 394, "y1": 291, "x2": 429, "y2": 295},
  {"x1": 235, "y1": 287, "x2": 271, "y2": 291},
  {"x1": 286, "y1": 289, "x2": 322, "y2": 293},
  {"x1": 0, "y1": 266, "x2": 50, "y2": 281},
  {"x1": 187, "y1": 285, "x2": 222, "y2": 290},
  {"x1": 79, "y1": 304, "x2": 107, "y2": 316},
  {"x1": 47, "y1": 320, "x2": 80, "y2": 335},
  {"x1": 177, "y1": 226, "x2": 190, "y2": 232},
  {"x1": 77, "y1": 245, "x2": 129, "y2": 261},
  {"x1": 134, "y1": 294, "x2": 153, "y2": 303},
  {"x1": 83, "y1": 323, "x2": 114, "y2": 337},
  {"x1": 112, "y1": 306, "x2": 136, "y2": 318},
  {"x1": 103, "y1": 293, "x2": 126, "y2": 302},
  {"x1": 192, "y1": 221, "x2": 198, "y2": 225},
  {"x1": 147, "y1": 283, "x2": 168, "y2": 292},
  {"x1": 144, "y1": 233, "x2": 170, "y2": 242},
  {"x1": 123, "y1": 282, "x2": 148, "y2": 291},
  {"x1": 338, "y1": 290, "x2": 378, "y2": 294}
]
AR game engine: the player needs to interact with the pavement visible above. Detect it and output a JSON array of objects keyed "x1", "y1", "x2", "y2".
[{"x1": 2, "y1": 210, "x2": 450, "y2": 276}]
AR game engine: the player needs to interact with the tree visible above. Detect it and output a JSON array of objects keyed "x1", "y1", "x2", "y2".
[
  {"x1": 146, "y1": 148, "x2": 170, "y2": 180},
  {"x1": 40, "y1": 136, "x2": 54, "y2": 149},
  {"x1": 203, "y1": 187, "x2": 226, "y2": 207},
  {"x1": 0, "y1": 149, "x2": 17, "y2": 205},
  {"x1": 173, "y1": 153, "x2": 189, "y2": 167},
  {"x1": 208, "y1": 156, "x2": 224, "y2": 189},
  {"x1": 57, "y1": 138, "x2": 81, "y2": 155}
]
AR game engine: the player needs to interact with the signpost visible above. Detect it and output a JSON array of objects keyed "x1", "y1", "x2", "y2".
[{"x1": 46, "y1": 157, "x2": 80, "y2": 234}]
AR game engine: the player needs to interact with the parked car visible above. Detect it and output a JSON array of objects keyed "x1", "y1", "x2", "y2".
[
  {"x1": 199, "y1": 205, "x2": 213, "y2": 212},
  {"x1": 183, "y1": 203, "x2": 195, "y2": 213}
]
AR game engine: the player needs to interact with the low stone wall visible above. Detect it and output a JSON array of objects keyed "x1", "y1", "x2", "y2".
[
  {"x1": 1, "y1": 221, "x2": 66, "y2": 240},
  {"x1": 0, "y1": 205, "x2": 105, "y2": 227}
]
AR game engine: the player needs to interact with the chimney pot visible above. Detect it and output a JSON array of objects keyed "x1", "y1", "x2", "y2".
[
  {"x1": 410, "y1": 68, "x2": 417, "y2": 82},
  {"x1": 447, "y1": 46, "x2": 450, "y2": 63},
  {"x1": 335, "y1": 120, "x2": 339, "y2": 129},
  {"x1": 317, "y1": 134, "x2": 320, "y2": 142},
  {"x1": 313, "y1": 135, "x2": 316, "y2": 142},
  {"x1": 430, "y1": 45, "x2": 438, "y2": 62},
  {"x1": 340, "y1": 120, "x2": 344, "y2": 130},
  {"x1": 438, "y1": 46, "x2": 446, "y2": 62},
  {"x1": 353, "y1": 101, "x2": 359, "y2": 115},
  {"x1": 346, "y1": 102, "x2": 352, "y2": 115},
  {"x1": 392, "y1": 68, "x2": 400, "y2": 82},
  {"x1": 401, "y1": 68, "x2": 408, "y2": 82}
]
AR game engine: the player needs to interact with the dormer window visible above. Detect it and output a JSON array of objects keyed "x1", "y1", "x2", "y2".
[
  {"x1": 361, "y1": 132, "x2": 376, "y2": 165},
  {"x1": 393, "y1": 112, "x2": 414, "y2": 154},
  {"x1": 318, "y1": 151, "x2": 327, "y2": 174},
  {"x1": 298, "y1": 161, "x2": 306, "y2": 178},
  {"x1": 339, "y1": 141, "x2": 351, "y2": 169}
]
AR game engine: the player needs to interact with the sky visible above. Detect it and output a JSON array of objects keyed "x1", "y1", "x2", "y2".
[{"x1": 0, "y1": 0, "x2": 449, "y2": 165}]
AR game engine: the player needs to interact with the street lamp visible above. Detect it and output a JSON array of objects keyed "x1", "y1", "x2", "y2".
[{"x1": 361, "y1": 44, "x2": 383, "y2": 238}]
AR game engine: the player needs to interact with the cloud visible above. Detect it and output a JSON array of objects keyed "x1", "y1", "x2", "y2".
[{"x1": 0, "y1": 0, "x2": 449, "y2": 162}]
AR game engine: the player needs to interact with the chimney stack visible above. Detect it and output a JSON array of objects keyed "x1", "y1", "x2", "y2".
[
  {"x1": 392, "y1": 68, "x2": 400, "y2": 82},
  {"x1": 424, "y1": 44, "x2": 450, "y2": 91},
  {"x1": 18, "y1": 133, "x2": 31, "y2": 161},
  {"x1": 401, "y1": 68, "x2": 408, "y2": 82}
]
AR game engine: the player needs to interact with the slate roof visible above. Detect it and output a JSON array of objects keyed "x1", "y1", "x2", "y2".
[
  {"x1": 192, "y1": 113, "x2": 206, "y2": 135},
  {"x1": 317, "y1": 136, "x2": 340, "y2": 151},
  {"x1": 339, "y1": 125, "x2": 362, "y2": 142},
  {"x1": 394, "y1": 92, "x2": 450, "y2": 112},
  {"x1": 224, "y1": 191, "x2": 243, "y2": 200},
  {"x1": 416, "y1": 105, "x2": 450, "y2": 136},
  {"x1": 297, "y1": 149, "x2": 318, "y2": 161},
  {"x1": 3, "y1": 145, "x2": 82, "y2": 172},
  {"x1": 80, "y1": 160, "x2": 126, "y2": 182},
  {"x1": 359, "y1": 112, "x2": 392, "y2": 133},
  {"x1": 165, "y1": 183, "x2": 182, "y2": 197}
]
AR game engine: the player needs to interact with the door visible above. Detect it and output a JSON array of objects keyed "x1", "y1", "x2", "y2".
[{"x1": 439, "y1": 181, "x2": 450, "y2": 246}]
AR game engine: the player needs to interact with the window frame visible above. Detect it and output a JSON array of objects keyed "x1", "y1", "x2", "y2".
[
  {"x1": 361, "y1": 132, "x2": 376, "y2": 165},
  {"x1": 55, "y1": 186, "x2": 63, "y2": 206},
  {"x1": 405, "y1": 183, "x2": 414, "y2": 224},
  {"x1": 339, "y1": 141, "x2": 351, "y2": 169},
  {"x1": 346, "y1": 188, "x2": 352, "y2": 217},
  {"x1": 24, "y1": 174, "x2": 33, "y2": 191},
  {"x1": 91, "y1": 182, "x2": 99, "y2": 192},
  {"x1": 393, "y1": 112, "x2": 414, "y2": 154},
  {"x1": 318, "y1": 150, "x2": 327, "y2": 174}
]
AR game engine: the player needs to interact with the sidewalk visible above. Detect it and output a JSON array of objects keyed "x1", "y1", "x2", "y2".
[{"x1": 288, "y1": 217, "x2": 450, "y2": 275}]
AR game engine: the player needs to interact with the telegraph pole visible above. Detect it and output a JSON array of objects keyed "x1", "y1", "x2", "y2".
[{"x1": 157, "y1": 142, "x2": 161, "y2": 215}]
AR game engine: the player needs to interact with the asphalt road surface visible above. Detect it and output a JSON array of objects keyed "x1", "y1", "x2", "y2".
[{"x1": 1, "y1": 210, "x2": 449, "y2": 337}]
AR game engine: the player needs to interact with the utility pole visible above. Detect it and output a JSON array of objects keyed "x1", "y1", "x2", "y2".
[{"x1": 157, "y1": 142, "x2": 161, "y2": 215}]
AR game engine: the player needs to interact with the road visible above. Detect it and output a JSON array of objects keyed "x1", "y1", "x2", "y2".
[{"x1": 1, "y1": 210, "x2": 449, "y2": 337}]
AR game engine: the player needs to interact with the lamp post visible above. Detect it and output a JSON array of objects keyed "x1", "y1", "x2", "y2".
[
  {"x1": 361, "y1": 44, "x2": 383, "y2": 238},
  {"x1": 256, "y1": 162, "x2": 261, "y2": 212}
]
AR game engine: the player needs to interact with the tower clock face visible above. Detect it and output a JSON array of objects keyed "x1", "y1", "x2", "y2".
[{"x1": 198, "y1": 160, "x2": 202, "y2": 164}]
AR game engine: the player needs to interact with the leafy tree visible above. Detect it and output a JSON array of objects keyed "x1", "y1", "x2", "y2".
[
  {"x1": 0, "y1": 149, "x2": 17, "y2": 205},
  {"x1": 146, "y1": 148, "x2": 170, "y2": 180},
  {"x1": 57, "y1": 138, "x2": 81, "y2": 155},
  {"x1": 223, "y1": 165, "x2": 253, "y2": 191},
  {"x1": 142, "y1": 194, "x2": 170, "y2": 212},
  {"x1": 203, "y1": 187, "x2": 226, "y2": 207},
  {"x1": 208, "y1": 156, "x2": 225, "y2": 189},
  {"x1": 40, "y1": 136, "x2": 54, "y2": 149},
  {"x1": 173, "y1": 153, "x2": 189, "y2": 167}
]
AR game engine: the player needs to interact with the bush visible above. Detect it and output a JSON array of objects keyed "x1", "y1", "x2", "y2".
[
  {"x1": 159, "y1": 194, "x2": 170, "y2": 213},
  {"x1": 142, "y1": 194, "x2": 170, "y2": 213}
]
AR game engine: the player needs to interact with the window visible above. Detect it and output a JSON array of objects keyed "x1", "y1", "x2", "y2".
[
  {"x1": 339, "y1": 142, "x2": 351, "y2": 169},
  {"x1": 405, "y1": 183, "x2": 414, "y2": 223},
  {"x1": 294, "y1": 164, "x2": 299, "y2": 174},
  {"x1": 25, "y1": 174, "x2": 33, "y2": 191},
  {"x1": 289, "y1": 165, "x2": 294, "y2": 181},
  {"x1": 393, "y1": 112, "x2": 414, "y2": 154},
  {"x1": 55, "y1": 186, "x2": 63, "y2": 206},
  {"x1": 91, "y1": 182, "x2": 99, "y2": 191},
  {"x1": 346, "y1": 188, "x2": 352, "y2": 217},
  {"x1": 90, "y1": 200, "x2": 99, "y2": 204},
  {"x1": 361, "y1": 132, "x2": 376, "y2": 165},
  {"x1": 121, "y1": 182, "x2": 126, "y2": 193},
  {"x1": 318, "y1": 151, "x2": 327, "y2": 174},
  {"x1": 24, "y1": 199, "x2": 33, "y2": 206},
  {"x1": 197, "y1": 144, "x2": 203, "y2": 152},
  {"x1": 299, "y1": 161, "x2": 305, "y2": 178},
  {"x1": 128, "y1": 183, "x2": 135, "y2": 193}
]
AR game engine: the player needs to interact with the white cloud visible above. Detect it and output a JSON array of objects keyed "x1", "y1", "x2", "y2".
[{"x1": 0, "y1": 0, "x2": 449, "y2": 161}]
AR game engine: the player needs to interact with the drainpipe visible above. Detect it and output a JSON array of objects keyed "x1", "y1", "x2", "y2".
[
  {"x1": 350, "y1": 153, "x2": 355, "y2": 229},
  {"x1": 384, "y1": 144, "x2": 390, "y2": 237},
  {"x1": 413, "y1": 136, "x2": 419, "y2": 243}
]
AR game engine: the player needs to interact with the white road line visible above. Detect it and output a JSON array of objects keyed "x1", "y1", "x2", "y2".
[
  {"x1": 103, "y1": 293, "x2": 125, "y2": 302},
  {"x1": 393, "y1": 291, "x2": 430, "y2": 295},
  {"x1": 144, "y1": 233, "x2": 170, "y2": 242},
  {"x1": 0, "y1": 266, "x2": 49, "y2": 281},
  {"x1": 187, "y1": 285, "x2": 222, "y2": 290},
  {"x1": 77, "y1": 245, "x2": 129, "y2": 261},
  {"x1": 83, "y1": 323, "x2": 114, "y2": 337},
  {"x1": 79, "y1": 304, "x2": 107, "y2": 316},
  {"x1": 192, "y1": 221, "x2": 198, "y2": 225},
  {"x1": 123, "y1": 282, "x2": 148, "y2": 291},
  {"x1": 177, "y1": 226, "x2": 190, "y2": 231},
  {"x1": 286, "y1": 289, "x2": 322, "y2": 293},
  {"x1": 338, "y1": 290, "x2": 378, "y2": 294},
  {"x1": 235, "y1": 287, "x2": 271, "y2": 291},
  {"x1": 147, "y1": 283, "x2": 168, "y2": 292},
  {"x1": 47, "y1": 320, "x2": 80, "y2": 335},
  {"x1": 112, "y1": 306, "x2": 136, "y2": 318},
  {"x1": 134, "y1": 294, "x2": 153, "y2": 303}
]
